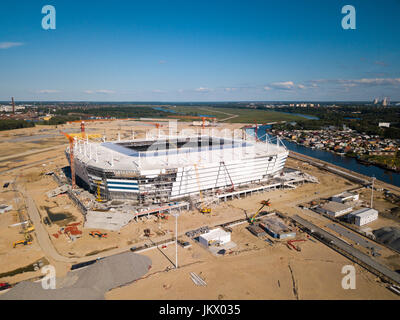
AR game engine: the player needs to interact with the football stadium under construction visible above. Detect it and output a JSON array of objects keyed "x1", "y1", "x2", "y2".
[{"x1": 67, "y1": 133, "x2": 290, "y2": 205}]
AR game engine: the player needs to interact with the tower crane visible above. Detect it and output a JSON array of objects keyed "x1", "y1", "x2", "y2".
[
  {"x1": 60, "y1": 131, "x2": 76, "y2": 189},
  {"x1": 194, "y1": 164, "x2": 211, "y2": 214}
]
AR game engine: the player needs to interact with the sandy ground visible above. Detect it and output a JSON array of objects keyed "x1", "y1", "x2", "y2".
[
  {"x1": 1, "y1": 120, "x2": 399, "y2": 299},
  {"x1": 106, "y1": 223, "x2": 398, "y2": 300}
]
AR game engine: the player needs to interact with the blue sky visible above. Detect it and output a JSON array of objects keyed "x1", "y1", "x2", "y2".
[{"x1": 0, "y1": 0, "x2": 399, "y2": 101}]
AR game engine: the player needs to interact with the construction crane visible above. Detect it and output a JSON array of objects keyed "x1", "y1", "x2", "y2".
[
  {"x1": 80, "y1": 121, "x2": 86, "y2": 139},
  {"x1": 221, "y1": 162, "x2": 234, "y2": 192},
  {"x1": 60, "y1": 131, "x2": 76, "y2": 189},
  {"x1": 249, "y1": 199, "x2": 271, "y2": 224},
  {"x1": 194, "y1": 164, "x2": 211, "y2": 214},
  {"x1": 94, "y1": 180, "x2": 106, "y2": 202}
]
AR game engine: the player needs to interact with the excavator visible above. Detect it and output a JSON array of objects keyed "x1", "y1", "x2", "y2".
[
  {"x1": 194, "y1": 164, "x2": 211, "y2": 214},
  {"x1": 13, "y1": 232, "x2": 33, "y2": 248},
  {"x1": 13, "y1": 240, "x2": 32, "y2": 248},
  {"x1": 249, "y1": 199, "x2": 271, "y2": 224}
]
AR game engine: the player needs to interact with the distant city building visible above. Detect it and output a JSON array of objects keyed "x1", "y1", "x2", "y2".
[
  {"x1": 382, "y1": 97, "x2": 388, "y2": 106},
  {"x1": 373, "y1": 98, "x2": 379, "y2": 105},
  {"x1": 378, "y1": 122, "x2": 390, "y2": 128}
]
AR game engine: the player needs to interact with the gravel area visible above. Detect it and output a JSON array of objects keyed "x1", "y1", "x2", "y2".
[{"x1": 0, "y1": 252, "x2": 152, "y2": 300}]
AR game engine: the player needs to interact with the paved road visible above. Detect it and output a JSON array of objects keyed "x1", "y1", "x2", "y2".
[
  {"x1": 24, "y1": 191, "x2": 71, "y2": 263},
  {"x1": 327, "y1": 223, "x2": 381, "y2": 252},
  {"x1": 292, "y1": 214, "x2": 400, "y2": 285}
]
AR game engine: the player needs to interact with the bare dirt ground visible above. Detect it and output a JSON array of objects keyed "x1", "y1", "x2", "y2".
[
  {"x1": 106, "y1": 223, "x2": 398, "y2": 300},
  {"x1": 1, "y1": 120, "x2": 399, "y2": 299}
]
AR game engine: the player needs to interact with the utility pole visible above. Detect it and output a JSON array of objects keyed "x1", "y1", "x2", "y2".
[{"x1": 370, "y1": 176, "x2": 375, "y2": 208}]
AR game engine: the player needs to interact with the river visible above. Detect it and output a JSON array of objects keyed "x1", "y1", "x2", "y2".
[{"x1": 247, "y1": 125, "x2": 400, "y2": 187}]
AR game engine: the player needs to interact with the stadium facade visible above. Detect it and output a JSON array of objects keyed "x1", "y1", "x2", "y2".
[{"x1": 66, "y1": 134, "x2": 288, "y2": 204}]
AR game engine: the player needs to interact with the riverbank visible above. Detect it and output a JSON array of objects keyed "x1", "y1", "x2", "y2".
[{"x1": 288, "y1": 151, "x2": 400, "y2": 194}]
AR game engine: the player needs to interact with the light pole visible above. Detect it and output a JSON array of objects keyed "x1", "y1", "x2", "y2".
[
  {"x1": 370, "y1": 176, "x2": 375, "y2": 208},
  {"x1": 172, "y1": 213, "x2": 179, "y2": 268}
]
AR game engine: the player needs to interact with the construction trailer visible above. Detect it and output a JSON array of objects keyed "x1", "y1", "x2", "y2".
[
  {"x1": 198, "y1": 228, "x2": 231, "y2": 248},
  {"x1": 349, "y1": 208, "x2": 378, "y2": 226}
]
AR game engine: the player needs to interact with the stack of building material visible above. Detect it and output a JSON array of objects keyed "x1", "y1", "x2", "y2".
[{"x1": 190, "y1": 272, "x2": 207, "y2": 286}]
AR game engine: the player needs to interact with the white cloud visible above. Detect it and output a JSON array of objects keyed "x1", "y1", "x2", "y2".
[
  {"x1": 152, "y1": 89, "x2": 166, "y2": 93},
  {"x1": 0, "y1": 42, "x2": 24, "y2": 49},
  {"x1": 269, "y1": 81, "x2": 295, "y2": 90},
  {"x1": 263, "y1": 86, "x2": 272, "y2": 91},
  {"x1": 37, "y1": 89, "x2": 60, "y2": 94},
  {"x1": 195, "y1": 87, "x2": 211, "y2": 92},
  {"x1": 84, "y1": 90, "x2": 115, "y2": 94},
  {"x1": 224, "y1": 87, "x2": 238, "y2": 92},
  {"x1": 158, "y1": 60, "x2": 167, "y2": 64}
]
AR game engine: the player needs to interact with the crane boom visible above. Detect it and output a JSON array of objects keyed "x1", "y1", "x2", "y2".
[
  {"x1": 194, "y1": 164, "x2": 211, "y2": 214},
  {"x1": 250, "y1": 200, "x2": 271, "y2": 224}
]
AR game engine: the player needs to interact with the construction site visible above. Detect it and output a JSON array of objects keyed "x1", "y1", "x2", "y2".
[{"x1": 0, "y1": 118, "x2": 399, "y2": 300}]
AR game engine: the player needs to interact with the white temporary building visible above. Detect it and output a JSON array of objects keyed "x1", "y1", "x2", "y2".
[
  {"x1": 199, "y1": 228, "x2": 231, "y2": 248},
  {"x1": 351, "y1": 208, "x2": 378, "y2": 226},
  {"x1": 331, "y1": 191, "x2": 359, "y2": 203},
  {"x1": 317, "y1": 201, "x2": 353, "y2": 218}
]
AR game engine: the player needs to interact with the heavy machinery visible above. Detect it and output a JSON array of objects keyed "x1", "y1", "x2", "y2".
[
  {"x1": 60, "y1": 131, "x2": 76, "y2": 189},
  {"x1": 249, "y1": 200, "x2": 271, "y2": 224},
  {"x1": 13, "y1": 239, "x2": 32, "y2": 248},
  {"x1": 94, "y1": 180, "x2": 107, "y2": 202},
  {"x1": 89, "y1": 231, "x2": 107, "y2": 238},
  {"x1": 287, "y1": 239, "x2": 306, "y2": 252},
  {"x1": 157, "y1": 212, "x2": 169, "y2": 220},
  {"x1": 194, "y1": 164, "x2": 211, "y2": 214}
]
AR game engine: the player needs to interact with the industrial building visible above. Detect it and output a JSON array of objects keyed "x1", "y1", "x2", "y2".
[
  {"x1": 198, "y1": 228, "x2": 231, "y2": 248},
  {"x1": 316, "y1": 201, "x2": 353, "y2": 218},
  {"x1": 67, "y1": 134, "x2": 289, "y2": 204},
  {"x1": 349, "y1": 208, "x2": 378, "y2": 226},
  {"x1": 331, "y1": 191, "x2": 359, "y2": 203},
  {"x1": 259, "y1": 214, "x2": 296, "y2": 239}
]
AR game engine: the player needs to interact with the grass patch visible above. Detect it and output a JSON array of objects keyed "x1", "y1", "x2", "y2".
[{"x1": 163, "y1": 106, "x2": 303, "y2": 123}]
